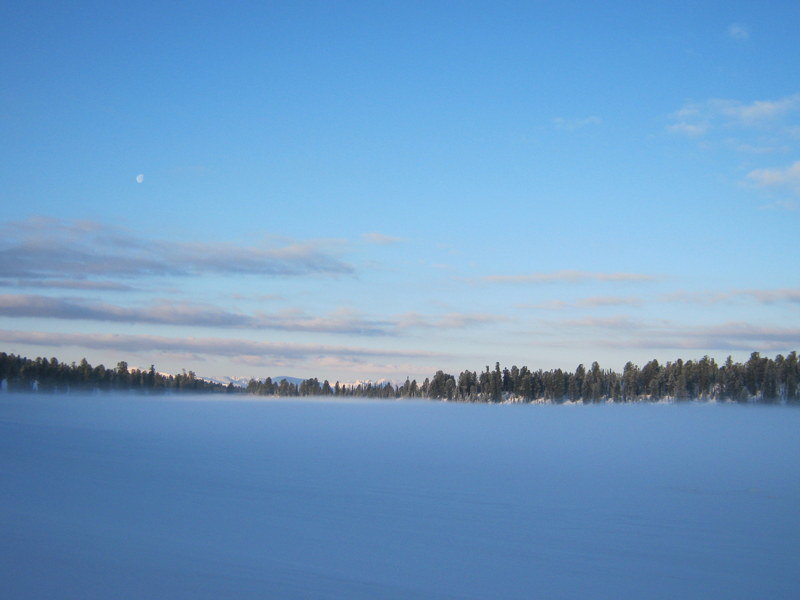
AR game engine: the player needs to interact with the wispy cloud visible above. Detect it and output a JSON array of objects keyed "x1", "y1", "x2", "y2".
[
  {"x1": 0, "y1": 295, "x2": 393, "y2": 336},
  {"x1": 518, "y1": 300, "x2": 570, "y2": 310},
  {"x1": 0, "y1": 294, "x2": 513, "y2": 336},
  {"x1": 0, "y1": 279, "x2": 134, "y2": 291},
  {"x1": 0, "y1": 217, "x2": 354, "y2": 283},
  {"x1": 668, "y1": 95, "x2": 800, "y2": 202},
  {"x1": 521, "y1": 288, "x2": 800, "y2": 311},
  {"x1": 229, "y1": 293, "x2": 285, "y2": 302},
  {"x1": 0, "y1": 295, "x2": 252, "y2": 328},
  {"x1": 556, "y1": 316, "x2": 641, "y2": 330},
  {"x1": 760, "y1": 199, "x2": 799, "y2": 211},
  {"x1": 553, "y1": 116, "x2": 602, "y2": 131},
  {"x1": 597, "y1": 322, "x2": 800, "y2": 352},
  {"x1": 727, "y1": 24, "x2": 749, "y2": 41},
  {"x1": 474, "y1": 270, "x2": 655, "y2": 285},
  {"x1": 362, "y1": 232, "x2": 404, "y2": 245},
  {"x1": 662, "y1": 288, "x2": 800, "y2": 305},
  {"x1": 667, "y1": 122, "x2": 709, "y2": 137},
  {"x1": 0, "y1": 329, "x2": 439, "y2": 362},
  {"x1": 395, "y1": 312, "x2": 506, "y2": 330},
  {"x1": 729, "y1": 141, "x2": 783, "y2": 154},
  {"x1": 313, "y1": 355, "x2": 426, "y2": 378},
  {"x1": 685, "y1": 323, "x2": 800, "y2": 350},
  {"x1": 747, "y1": 160, "x2": 800, "y2": 196},
  {"x1": 533, "y1": 315, "x2": 800, "y2": 353},
  {"x1": 258, "y1": 308, "x2": 392, "y2": 335},
  {"x1": 668, "y1": 93, "x2": 800, "y2": 137},
  {"x1": 727, "y1": 96, "x2": 800, "y2": 123},
  {"x1": 574, "y1": 296, "x2": 643, "y2": 308},
  {"x1": 727, "y1": 289, "x2": 800, "y2": 304},
  {"x1": 521, "y1": 296, "x2": 643, "y2": 310}
]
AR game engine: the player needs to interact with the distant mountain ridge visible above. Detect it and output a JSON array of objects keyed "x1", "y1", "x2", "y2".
[
  {"x1": 272, "y1": 376, "x2": 305, "y2": 385},
  {"x1": 201, "y1": 375, "x2": 401, "y2": 389},
  {"x1": 200, "y1": 375, "x2": 305, "y2": 388}
]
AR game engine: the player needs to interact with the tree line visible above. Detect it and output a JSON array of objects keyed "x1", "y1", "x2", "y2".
[
  {"x1": 245, "y1": 377, "x2": 400, "y2": 398},
  {"x1": 246, "y1": 351, "x2": 799, "y2": 404},
  {"x1": 0, "y1": 352, "x2": 232, "y2": 393},
  {"x1": 3, "y1": 350, "x2": 799, "y2": 403}
]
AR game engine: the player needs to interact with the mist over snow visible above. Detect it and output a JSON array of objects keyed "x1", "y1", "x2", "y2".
[{"x1": 1, "y1": 394, "x2": 798, "y2": 599}]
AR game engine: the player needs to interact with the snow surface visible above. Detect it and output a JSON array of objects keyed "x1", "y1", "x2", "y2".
[{"x1": 1, "y1": 394, "x2": 798, "y2": 599}]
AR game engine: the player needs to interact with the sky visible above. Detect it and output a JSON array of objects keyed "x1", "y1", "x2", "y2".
[{"x1": 1, "y1": 1, "x2": 799, "y2": 383}]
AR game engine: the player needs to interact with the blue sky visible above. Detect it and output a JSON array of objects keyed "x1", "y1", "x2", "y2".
[{"x1": 2, "y1": 1, "x2": 799, "y2": 382}]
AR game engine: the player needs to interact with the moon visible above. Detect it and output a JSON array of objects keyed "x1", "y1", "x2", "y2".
[{"x1": 136, "y1": 174, "x2": 144, "y2": 184}]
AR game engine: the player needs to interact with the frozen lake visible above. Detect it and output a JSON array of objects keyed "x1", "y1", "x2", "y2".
[{"x1": 1, "y1": 394, "x2": 798, "y2": 599}]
